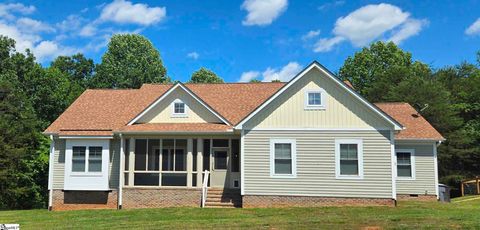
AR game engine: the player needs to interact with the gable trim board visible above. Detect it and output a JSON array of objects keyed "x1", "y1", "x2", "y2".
[
  {"x1": 128, "y1": 83, "x2": 232, "y2": 126},
  {"x1": 235, "y1": 61, "x2": 403, "y2": 131}
]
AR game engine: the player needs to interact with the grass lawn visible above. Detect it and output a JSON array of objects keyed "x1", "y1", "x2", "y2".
[{"x1": 1, "y1": 197, "x2": 479, "y2": 229}]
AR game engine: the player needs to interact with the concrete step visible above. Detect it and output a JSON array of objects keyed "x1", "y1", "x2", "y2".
[{"x1": 204, "y1": 202, "x2": 239, "y2": 208}]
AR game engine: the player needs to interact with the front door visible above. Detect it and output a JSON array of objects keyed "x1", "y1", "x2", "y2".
[{"x1": 210, "y1": 149, "x2": 228, "y2": 188}]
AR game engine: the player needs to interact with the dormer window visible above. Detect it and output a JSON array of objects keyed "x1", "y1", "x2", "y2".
[
  {"x1": 172, "y1": 99, "x2": 187, "y2": 117},
  {"x1": 305, "y1": 90, "x2": 326, "y2": 110}
]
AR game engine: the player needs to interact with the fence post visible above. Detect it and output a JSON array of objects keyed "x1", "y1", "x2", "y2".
[
  {"x1": 476, "y1": 176, "x2": 480, "y2": 195},
  {"x1": 461, "y1": 181, "x2": 465, "y2": 197}
]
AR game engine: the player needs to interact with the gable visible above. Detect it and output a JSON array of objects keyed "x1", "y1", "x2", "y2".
[
  {"x1": 134, "y1": 85, "x2": 224, "y2": 124},
  {"x1": 243, "y1": 67, "x2": 394, "y2": 129}
]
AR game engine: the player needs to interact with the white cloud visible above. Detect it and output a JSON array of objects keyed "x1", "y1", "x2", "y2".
[
  {"x1": 318, "y1": 0, "x2": 345, "y2": 11},
  {"x1": 239, "y1": 71, "x2": 260, "y2": 82},
  {"x1": 302, "y1": 30, "x2": 320, "y2": 40},
  {"x1": 466, "y1": 18, "x2": 480, "y2": 35},
  {"x1": 313, "y1": 3, "x2": 427, "y2": 52},
  {"x1": 0, "y1": 3, "x2": 35, "y2": 20},
  {"x1": 16, "y1": 17, "x2": 55, "y2": 33},
  {"x1": 240, "y1": 62, "x2": 301, "y2": 82},
  {"x1": 241, "y1": 0, "x2": 288, "y2": 26},
  {"x1": 187, "y1": 51, "x2": 199, "y2": 60},
  {"x1": 100, "y1": 0, "x2": 166, "y2": 26},
  {"x1": 79, "y1": 23, "x2": 97, "y2": 37},
  {"x1": 33, "y1": 40, "x2": 76, "y2": 62},
  {"x1": 56, "y1": 14, "x2": 85, "y2": 32}
]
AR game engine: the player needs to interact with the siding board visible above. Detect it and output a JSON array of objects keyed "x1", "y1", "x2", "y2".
[{"x1": 243, "y1": 130, "x2": 393, "y2": 198}]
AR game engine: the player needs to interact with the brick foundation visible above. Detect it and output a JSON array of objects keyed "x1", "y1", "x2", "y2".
[
  {"x1": 242, "y1": 195, "x2": 395, "y2": 208},
  {"x1": 397, "y1": 194, "x2": 437, "y2": 201},
  {"x1": 52, "y1": 190, "x2": 118, "y2": 211},
  {"x1": 122, "y1": 187, "x2": 202, "y2": 209}
]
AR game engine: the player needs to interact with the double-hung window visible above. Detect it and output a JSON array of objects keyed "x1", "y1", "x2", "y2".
[
  {"x1": 305, "y1": 90, "x2": 326, "y2": 109},
  {"x1": 270, "y1": 139, "x2": 296, "y2": 177},
  {"x1": 71, "y1": 146, "x2": 103, "y2": 173},
  {"x1": 396, "y1": 149, "x2": 415, "y2": 179},
  {"x1": 335, "y1": 139, "x2": 363, "y2": 179}
]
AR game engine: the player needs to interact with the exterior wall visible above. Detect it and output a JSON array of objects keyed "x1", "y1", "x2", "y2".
[
  {"x1": 122, "y1": 187, "x2": 201, "y2": 208},
  {"x1": 52, "y1": 139, "x2": 65, "y2": 189},
  {"x1": 395, "y1": 141, "x2": 437, "y2": 196},
  {"x1": 397, "y1": 194, "x2": 437, "y2": 201},
  {"x1": 242, "y1": 195, "x2": 394, "y2": 208},
  {"x1": 242, "y1": 130, "x2": 393, "y2": 199},
  {"x1": 244, "y1": 68, "x2": 392, "y2": 129},
  {"x1": 51, "y1": 138, "x2": 119, "y2": 190},
  {"x1": 52, "y1": 189, "x2": 118, "y2": 211},
  {"x1": 136, "y1": 88, "x2": 222, "y2": 124}
]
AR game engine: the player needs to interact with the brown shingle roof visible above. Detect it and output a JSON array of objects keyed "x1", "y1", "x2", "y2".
[
  {"x1": 375, "y1": 102, "x2": 445, "y2": 141},
  {"x1": 118, "y1": 123, "x2": 232, "y2": 133},
  {"x1": 45, "y1": 83, "x2": 443, "y2": 141}
]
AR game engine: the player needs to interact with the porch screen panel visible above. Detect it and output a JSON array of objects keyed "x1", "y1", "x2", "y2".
[
  {"x1": 175, "y1": 139, "x2": 187, "y2": 171},
  {"x1": 231, "y1": 139, "x2": 240, "y2": 172},
  {"x1": 162, "y1": 139, "x2": 174, "y2": 171},
  {"x1": 148, "y1": 139, "x2": 160, "y2": 171},
  {"x1": 203, "y1": 139, "x2": 210, "y2": 171},
  {"x1": 135, "y1": 139, "x2": 147, "y2": 171},
  {"x1": 192, "y1": 139, "x2": 197, "y2": 171},
  {"x1": 124, "y1": 139, "x2": 129, "y2": 171}
]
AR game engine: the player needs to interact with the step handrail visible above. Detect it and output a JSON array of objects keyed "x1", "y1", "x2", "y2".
[{"x1": 201, "y1": 170, "x2": 210, "y2": 208}]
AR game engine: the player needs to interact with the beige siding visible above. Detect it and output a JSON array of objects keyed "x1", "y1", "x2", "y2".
[
  {"x1": 244, "y1": 69, "x2": 392, "y2": 129},
  {"x1": 109, "y1": 138, "x2": 120, "y2": 189},
  {"x1": 243, "y1": 130, "x2": 393, "y2": 198},
  {"x1": 52, "y1": 138, "x2": 65, "y2": 189},
  {"x1": 137, "y1": 88, "x2": 222, "y2": 123},
  {"x1": 396, "y1": 141, "x2": 436, "y2": 195}
]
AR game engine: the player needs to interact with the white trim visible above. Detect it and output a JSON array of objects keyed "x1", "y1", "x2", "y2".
[
  {"x1": 119, "y1": 135, "x2": 124, "y2": 209},
  {"x1": 240, "y1": 130, "x2": 245, "y2": 195},
  {"x1": 390, "y1": 131, "x2": 396, "y2": 200},
  {"x1": 304, "y1": 89, "x2": 326, "y2": 110},
  {"x1": 335, "y1": 139, "x2": 364, "y2": 180},
  {"x1": 249, "y1": 127, "x2": 391, "y2": 131},
  {"x1": 234, "y1": 62, "x2": 402, "y2": 130},
  {"x1": 395, "y1": 149, "x2": 416, "y2": 180},
  {"x1": 128, "y1": 83, "x2": 231, "y2": 126},
  {"x1": 115, "y1": 131, "x2": 234, "y2": 135},
  {"x1": 171, "y1": 99, "x2": 188, "y2": 117},
  {"x1": 269, "y1": 139, "x2": 297, "y2": 178},
  {"x1": 242, "y1": 192, "x2": 392, "y2": 199},
  {"x1": 59, "y1": 136, "x2": 113, "y2": 139},
  {"x1": 433, "y1": 142, "x2": 439, "y2": 199},
  {"x1": 48, "y1": 135, "x2": 55, "y2": 210}
]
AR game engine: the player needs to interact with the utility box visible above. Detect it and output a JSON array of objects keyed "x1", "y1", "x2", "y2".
[{"x1": 438, "y1": 184, "x2": 451, "y2": 202}]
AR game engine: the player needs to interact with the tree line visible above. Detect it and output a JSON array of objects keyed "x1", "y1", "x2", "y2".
[{"x1": 0, "y1": 34, "x2": 478, "y2": 209}]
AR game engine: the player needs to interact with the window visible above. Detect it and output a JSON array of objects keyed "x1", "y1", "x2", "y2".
[
  {"x1": 88, "y1": 147, "x2": 102, "y2": 172},
  {"x1": 335, "y1": 139, "x2": 363, "y2": 179},
  {"x1": 305, "y1": 90, "x2": 326, "y2": 109},
  {"x1": 270, "y1": 139, "x2": 296, "y2": 177},
  {"x1": 396, "y1": 149, "x2": 415, "y2": 179},
  {"x1": 72, "y1": 147, "x2": 86, "y2": 172},
  {"x1": 172, "y1": 99, "x2": 186, "y2": 116}
]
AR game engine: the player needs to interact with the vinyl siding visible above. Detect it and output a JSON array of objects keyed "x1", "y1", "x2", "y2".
[
  {"x1": 244, "y1": 68, "x2": 392, "y2": 129},
  {"x1": 243, "y1": 130, "x2": 393, "y2": 198},
  {"x1": 52, "y1": 138, "x2": 65, "y2": 189},
  {"x1": 395, "y1": 141, "x2": 436, "y2": 195},
  {"x1": 109, "y1": 138, "x2": 120, "y2": 189},
  {"x1": 137, "y1": 88, "x2": 222, "y2": 123}
]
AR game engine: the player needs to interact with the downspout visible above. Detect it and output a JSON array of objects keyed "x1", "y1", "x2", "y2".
[
  {"x1": 434, "y1": 141, "x2": 442, "y2": 199},
  {"x1": 390, "y1": 130, "x2": 397, "y2": 205},
  {"x1": 118, "y1": 134, "x2": 124, "y2": 209},
  {"x1": 48, "y1": 135, "x2": 55, "y2": 211}
]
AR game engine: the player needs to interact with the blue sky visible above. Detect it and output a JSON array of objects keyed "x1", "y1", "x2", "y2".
[{"x1": 1, "y1": 0, "x2": 479, "y2": 82}]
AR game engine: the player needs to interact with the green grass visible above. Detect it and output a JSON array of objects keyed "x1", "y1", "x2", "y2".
[{"x1": 1, "y1": 197, "x2": 479, "y2": 229}]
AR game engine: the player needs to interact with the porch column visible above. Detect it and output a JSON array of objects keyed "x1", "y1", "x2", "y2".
[
  {"x1": 197, "y1": 138, "x2": 203, "y2": 187},
  {"x1": 128, "y1": 138, "x2": 135, "y2": 186},
  {"x1": 187, "y1": 138, "x2": 193, "y2": 187},
  {"x1": 118, "y1": 135, "x2": 124, "y2": 209}
]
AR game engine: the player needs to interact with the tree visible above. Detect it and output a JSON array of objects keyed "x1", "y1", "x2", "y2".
[
  {"x1": 189, "y1": 67, "x2": 223, "y2": 83},
  {"x1": 339, "y1": 41, "x2": 429, "y2": 102},
  {"x1": 249, "y1": 79, "x2": 261, "y2": 83},
  {"x1": 51, "y1": 53, "x2": 94, "y2": 87},
  {"x1": 92, "y1": 34, "x2": 168, "y2": 88}
]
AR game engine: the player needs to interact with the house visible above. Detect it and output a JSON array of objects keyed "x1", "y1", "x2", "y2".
[{"x1": 44, "y1": 61, "x2": 444, "y2": 210}]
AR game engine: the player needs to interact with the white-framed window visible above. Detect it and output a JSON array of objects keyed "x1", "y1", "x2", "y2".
[
  {"x1": 335, "y1": 139, "x2": 363, "y2": 179},
  {"x1": 172, "y1": 99, "x2": 187, "y2": 117},
  {"x1": 71, "y1": 146, "x2": 103, "y2": 173},
  {"x1": 396, "y1": 149, "x2": 415, "y2": 180},
  {"x1": 304, "y1": 89, "x2": 326, "y2": 110},
  {"x1": 270, "y1": 139, "x2": 296, "y2": 178}
]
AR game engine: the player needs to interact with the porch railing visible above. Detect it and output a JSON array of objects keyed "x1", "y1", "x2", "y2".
[{"x1": 201, "y1": 170, "x2": 210, "y2": 208}]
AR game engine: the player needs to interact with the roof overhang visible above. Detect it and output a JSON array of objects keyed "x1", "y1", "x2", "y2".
[
  {"x1": 58, "y1": 135, "x2": 114, "y2": 139},
  {"x1": 234, "y1": 61, "x2": 404, "y2": 131},
  {"x1": 127, "y1": 83, "x2": 232, "y2": 126}
]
